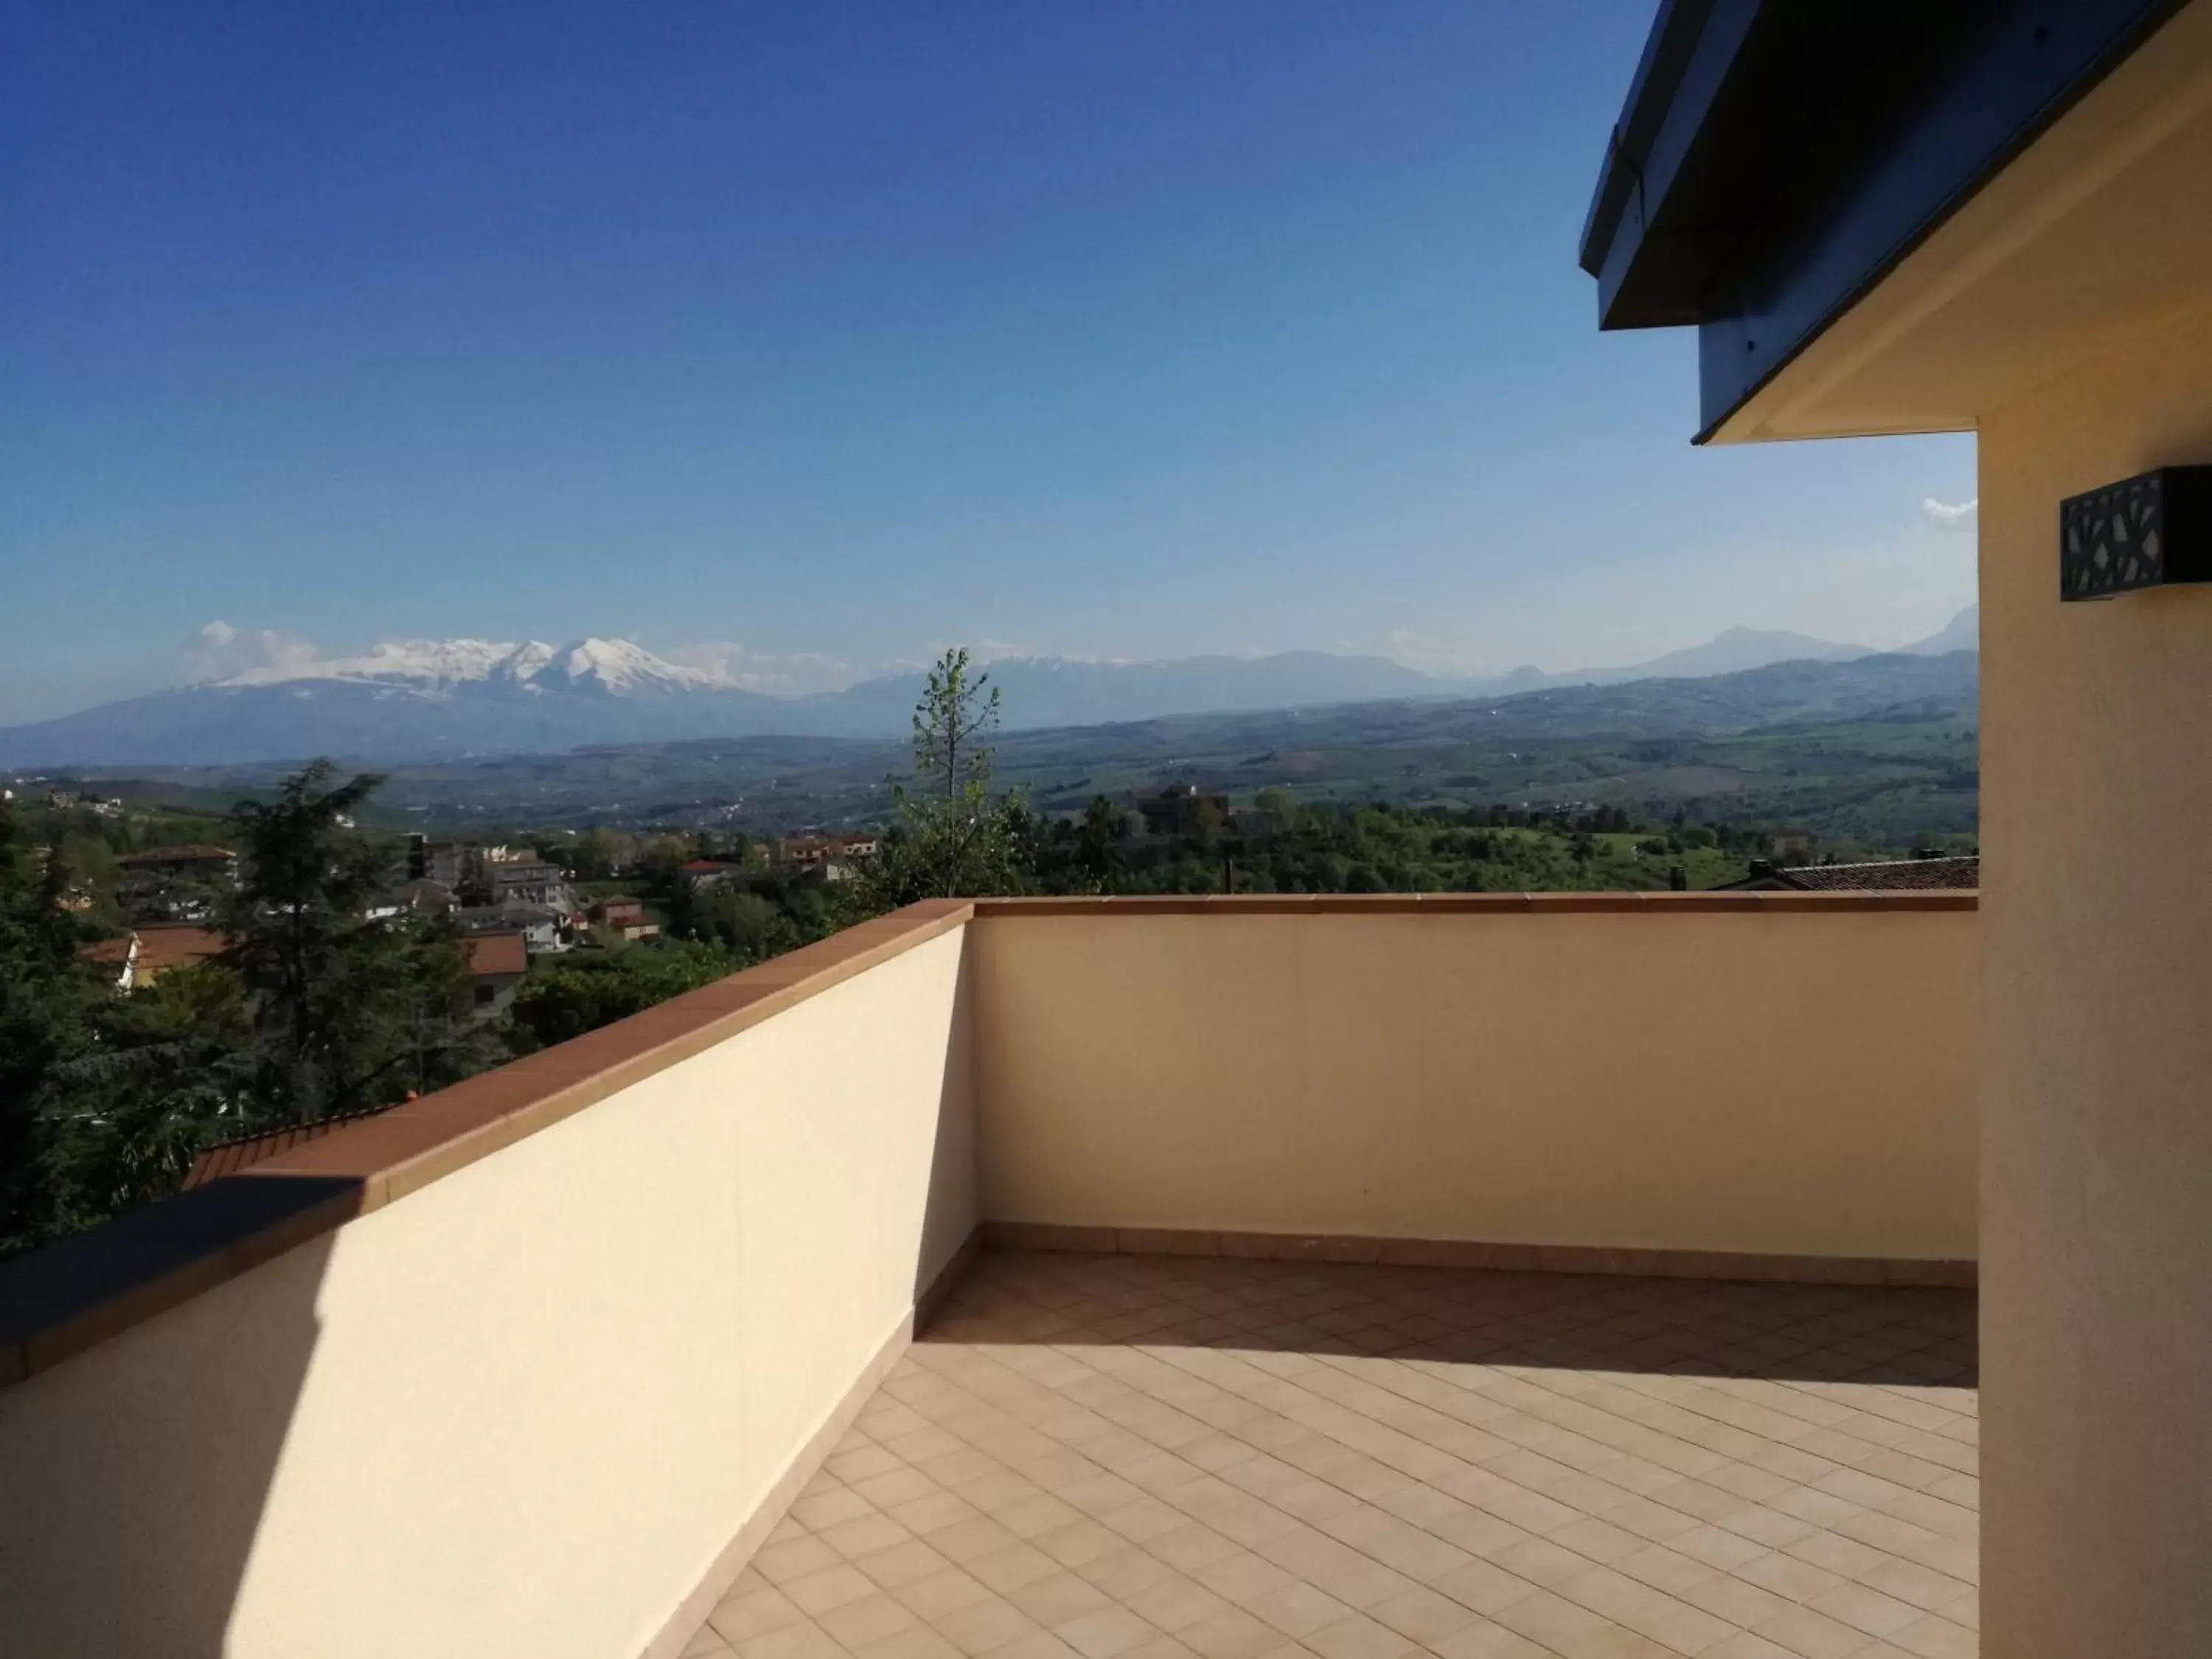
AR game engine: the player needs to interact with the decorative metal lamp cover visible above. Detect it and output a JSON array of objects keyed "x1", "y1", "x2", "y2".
[{"x1": 2059, "y1": 465, "x2": 2212, "y2": 600}]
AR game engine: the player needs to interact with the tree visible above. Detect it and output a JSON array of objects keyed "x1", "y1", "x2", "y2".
[
  {"x1": 505, "y1": 939, "x2": 740, "y2": 1053},
  {"x1": 225, "y1": 761, "x2": 490, "y2": 1124},
  {"x1": 912, "y1": 647, "x2": 1001, "y2": 801},
  {"x1": 39, "y1": 962, "x2": 254, "y2": 1235},
  {"x1": 689, "y1": 884, "x2": 798, "y2": 963},
  {"x1": 1075, "y1": 795, "x2": 1127, "y2": 889},
  {"x1": 0, "y1": 804, "x2": 107, "y2": 1252},
  {"x1": 857, "y1": 648, "x2": 1033, "y2": 905}
]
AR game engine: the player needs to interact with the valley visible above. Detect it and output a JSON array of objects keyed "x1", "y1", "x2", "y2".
[{"x1": 19, "y1": 648, "x2": 1980, "y2": 857}]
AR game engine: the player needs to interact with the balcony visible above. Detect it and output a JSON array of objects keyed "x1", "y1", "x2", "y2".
[{"x1": 0, "y1": 891, "x2": 1978, "y2": 1659}]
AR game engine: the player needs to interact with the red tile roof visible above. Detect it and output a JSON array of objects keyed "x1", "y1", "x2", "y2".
[
  {"x1": 132, "y1": 925, "x2": 226, "y2": 977},
  {"x1": 118, "y1": 844, "x2": 237, "y2": 867},
  {"x1": 465, "y1": 931, "x2": 528, "y2": 977}
]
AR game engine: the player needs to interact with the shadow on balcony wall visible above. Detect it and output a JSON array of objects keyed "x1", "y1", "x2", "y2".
[
  {"x1": 911, "y1": 932, "x2": 982, "y2": 1312},
  {"x1": 922, "y1": 1247, "x2": 1979, "y2": 1391},
  {"x1": 0, "y1": 1178, "x2": 349, "y2": 1658}
]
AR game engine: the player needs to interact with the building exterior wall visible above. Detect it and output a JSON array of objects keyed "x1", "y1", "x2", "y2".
[
  {"x1": 969, "y1": 908, "x2": 1977, "y2": 1263},
  {"x1": 1978, "y1": 302, "x2": 2212, "y2": 1659},
  {"x1": 0, "y1": 925, "x2": 978, "y2": 1659}
]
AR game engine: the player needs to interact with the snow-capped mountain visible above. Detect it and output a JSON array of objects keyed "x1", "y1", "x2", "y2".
[
  {"x1": 215, "y1": 636, "x2": 731, "y2": 697},
  {"x1": 0, "y1": 619, "x2": 1981, "y2": 769}
]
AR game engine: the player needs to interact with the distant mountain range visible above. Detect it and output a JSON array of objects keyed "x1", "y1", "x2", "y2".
[{"x1": 0, "y1": 609, "x2": 1977, "y2": 768}]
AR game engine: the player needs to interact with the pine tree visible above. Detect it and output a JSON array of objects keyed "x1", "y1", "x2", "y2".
[
  {"x1": 225, "y1": 761, "x2": 492, "y2": 1124},
  {"x1": 0, "y1": 801, "x2": 105, "y2": 1251},
  {"x1": 857, "y1": 649, "x2": 1033, "y2": 905}
]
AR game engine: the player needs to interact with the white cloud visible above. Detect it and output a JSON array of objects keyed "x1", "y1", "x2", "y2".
[
  {"x1": 1921, "y1": 497, "x2": 1979, "y2": 532},
  {"x1": 184, "y1": 620, "x2": 319, "y2": 682}
]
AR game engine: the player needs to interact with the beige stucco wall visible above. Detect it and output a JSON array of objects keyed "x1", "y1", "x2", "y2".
[
  {"x1": 970, "y1": 909, "x2": 1977, "y2": 1262},
  {"x1": 1978, "y1": 305, "x2": 2212, "y2": 1658},
  {"x1": 0, "y1": 925, "x2": 976, "y2": 1659}
]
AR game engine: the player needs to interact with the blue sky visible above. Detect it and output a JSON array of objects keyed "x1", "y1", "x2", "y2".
[{"x1": 0, "y1": 1, "x2": 1975, "y2": 723}]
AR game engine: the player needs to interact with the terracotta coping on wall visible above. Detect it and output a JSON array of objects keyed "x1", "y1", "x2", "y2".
[
  {"x1": 0, "y1": 899, "x2": 975, "y2": 1391},
  {"x1": 971, "y1": 889, "x2": 1978, "y2": 916},
  {"x1": 0, "y1": 888, "x2": 1978, "y2": 1391}
]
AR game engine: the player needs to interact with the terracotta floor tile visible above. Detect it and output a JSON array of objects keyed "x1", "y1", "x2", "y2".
[
  {"x1": 827, "y1": 1515, "x2": 923, "y2": 1561},
  {"x1": 760, "y1": 1539, "x2": 849, "y2": 1587},
  {"x1": 1489, "y1": 1537, "x2": 1591, "y2": 1591},
  {"x1": 799, "y1": 1490, "x2": 885, "y2": 1532},
  {"x1": 738, "y1": 1621, "x2": 852, "y2": 1659},
  {"x1": 1242, "y1": 1580, "x2": 1359, "y2": 1640},
  {"x1": 1308, "y1": 1554, "x2": 1425, "y2": 1613},
  {"x1": 1732, "y1": 1551, "x2": 1844, "y2": 1604},
  {"x1": 789, "y1": 1568, "x2": 890, "y2": 1618},
  {"x1": 1607, "y1": 1544, "x2": 1714, "y2": 1599},
  {"x1": 726, "y1": 1253, "x2": 1976, "y2": 1659},
  {"x1": 1804, "y1": 1579, "x2": 1921, "y2": 1639},
  {"x1": 1302, "y1": 1613, "x2": 1416, "y2": 1659},
  {"x1": 1178, "y1": 1607, "x2": 1285, "y2": 1659},
  {"x1": 1745, "y1": 1602, "x2": 1867, "y2": 1659},
  {"x1": 1427, "y1": 1557, "x2": 1543, "y2": 1618},
  {"x1": 1884, "y1": 1615, "x2": 1976, "y2": 1659},
  {"x1": 932, "y1": 1596, "x2": 1042, "y2": 1656},
  {"x1": 1676, "y1": 1572, "x2": 1790, "y2": 1632},
  {"x1": 1552, "y1": 1565, "x2": 1734, "y2": 1654},
  {"x1": 859, "y1": 1543, "x2": 959, "y2": 1592},
  {"x1": 819, "y1": 1594, "x2": 924, "y2": 1650},
  {"x1": 1697, "y1": 1635, "x2": 1799, "y2": 1659},
  {"x1": 970, "y1": 1634, "x2": 1077, "y2": 1659},
  {"x1": 897, "y1": 1570, "x2": 997, "y2": 1624},
  {"x1": 713, "y1": 1588, "x2": 810, "y2": 1644},
  {"x1": 1008, "y1": 1573, "x2": 1117, "y2": 1628},
  {"x1": 857, "y1": 1472, "x2": 947, "y2": 1512},
  {"x1": 1425, "y1": 1618, "x2": 1557, "y2": 1659},
  {"x1": 1123, "y1": 1574, "x2": 1235, "y2": 1634},
  {"x1": 1486, "y1": 1587, "x2": 1612, "y2": 1653},
  {"x1": 858, "y1": 1629, "x2": 968, "y2": 1659}
]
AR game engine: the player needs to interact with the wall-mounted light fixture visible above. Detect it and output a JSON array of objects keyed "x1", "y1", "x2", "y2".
[{"x1": 2060, "y1": 466, "x2": 2212, "y2": 600}]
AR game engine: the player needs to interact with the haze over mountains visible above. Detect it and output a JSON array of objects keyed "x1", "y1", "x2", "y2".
[{"x1": 0, "y1": 610, "x2": 1977, "y2": 769}]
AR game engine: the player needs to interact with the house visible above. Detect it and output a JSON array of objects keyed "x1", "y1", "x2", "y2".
[
  {"x1": 390, "y1": 877, "x2": 457, "y2": 915},
  {"x1": 506, "y1": 905, "x2": 563, "y2": 953},
  {"x1": 589, "y1": 895, "x2": 658, "y2": 941},
  {"x1": 458, "y1": 902, "x2": 563, "y2": 953},
  {"x1": 677, "y1": 857, "x2": 740, "y2": 888},
  {"x1": 487, "y1": 857, "x2": 568, "y2": 909},
  {"x1": 463, "y1": 930, "x2": 528, "y2": 1018},
  {"x1": 775, "y1": 832, "x2": 878, "y2": 867},
  {"x1": 1722, "y1": 853, "x2": 1980, "y2": 891},
  {"x1": 773, "y1": 834, "x2": 878, "y2": 881},
  {"x1": 78, "y1": 933, "x2": 137, "y2": 990},
  {"x1": 77, "y1": 924, "x2": 227, "y2": 992},
  {"x1": 591, "y1": 895, "x2": 644, "y2": 928},
  {"x1": 1577, "y1": 4, "x2": 2212, "y2": 1648},
  {"x1": 116, "y1": 843, "x2": 237, "y2": 922},
  {"x1": 116, "y1": 844, "x2": 237, "y2": 881},
  {"x1": 406, "y1": 835, "x2": 470, "y2": 889}
]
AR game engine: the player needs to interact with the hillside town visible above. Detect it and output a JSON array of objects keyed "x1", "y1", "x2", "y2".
[{"x1": 48, "y1": 814, "x2": 902, "y2": 1020}]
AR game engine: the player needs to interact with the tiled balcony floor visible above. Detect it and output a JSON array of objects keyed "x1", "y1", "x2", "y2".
[{"x1": 689, "y1": 1250, "x2": 1978, "y2": 1659}]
